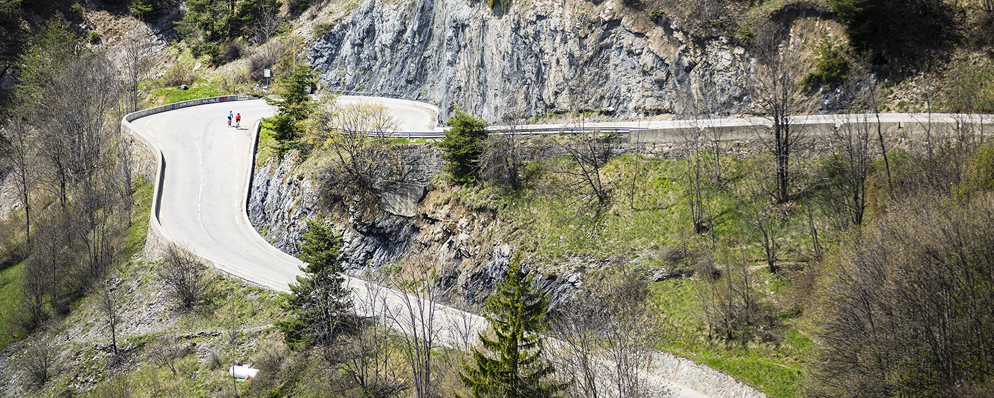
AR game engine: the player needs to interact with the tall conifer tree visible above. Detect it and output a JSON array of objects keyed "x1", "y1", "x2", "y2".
[
  {"x1": 458, "y1": 254, "x2": 565, "y2": 398},
  {"x1": 277, "y1": 219, "x2": 352, "y2": 349}
]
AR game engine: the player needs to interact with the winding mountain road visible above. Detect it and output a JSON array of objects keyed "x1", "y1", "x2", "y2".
[{"x1": 125, "y1": 96, "x2": 767, "y2": 398}]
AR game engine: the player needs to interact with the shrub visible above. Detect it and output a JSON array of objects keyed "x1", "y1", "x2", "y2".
[
  {"x1": 248, "y1": 51, "x2": 279, "y2": 82},
  {"x1": 86, "y1": 31, "x2": 101, "y2": 44},
  {"x1": 157, "y1": 244, "x2": 211, "y2": 309},
  {"x1": 439, "y1": 110, "x2": 488, "y2": 184},
  {"x1": 159, "y1": 64, "x2": 196, "y2": 87},
  {"x1": 130, "y1": 0, "x2": 162, "y2": 22},
  {"x1": 21, "y1": 341, "x2": 57, "y2": 390},
  {"x1": 813, "y1": 197, "x2": 994, "y2": 397},
  {"x1": 216, "y1": 40, "x2": 246, "y2": 65},
  {"x1": 803, "y1": 38, "x2": 850, "y2": 88}
]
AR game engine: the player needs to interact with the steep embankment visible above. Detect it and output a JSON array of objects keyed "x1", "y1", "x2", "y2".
[
  {"x1": 249, "y1": 147, "x2": 563, "y2": 310},
  {"x1": 308, "y1": 0, "x2": 754, "y2": 122}
]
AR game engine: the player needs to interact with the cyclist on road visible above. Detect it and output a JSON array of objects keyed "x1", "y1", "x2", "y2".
[
  {"x1": 227, "y1": 111, "x2": 233, "y2": 127},
  {"x1": 235, "y1": 113, "x2": 241, "y2": 128}
]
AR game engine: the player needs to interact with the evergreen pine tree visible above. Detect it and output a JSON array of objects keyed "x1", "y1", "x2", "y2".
[
  {"x1": 458, "y1": 254, "x2": 566, "y2": 398},
  {"x1": 276, "y1": 219, "x2": 352, "y2": 349},
  {"x1": 439, "y1": 110, "x2": 488, "y2": 184},
  {"x1": 266, "y1": 48, "x2": 316, "y2": 143}
]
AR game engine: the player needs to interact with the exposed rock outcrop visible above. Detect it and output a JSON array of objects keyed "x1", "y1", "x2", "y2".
[
  {"x1": 247, "y1": 148, "x2": 584, "y2": 310},
  {"x1": 309, "y1": 0, "x2": 754, "y2": 122},
  {"x1": 248, "y1": 151, "x2": 319, "y2": 254}
]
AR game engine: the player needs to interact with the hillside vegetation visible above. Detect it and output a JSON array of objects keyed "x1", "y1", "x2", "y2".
[{"x1": 2, "y1": 0, "x2": 994, "y2": 397}]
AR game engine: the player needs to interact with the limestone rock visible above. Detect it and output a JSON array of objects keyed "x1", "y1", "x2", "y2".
[{"x1": 309, "y1": 0, "x2": 753, "y2": 123}]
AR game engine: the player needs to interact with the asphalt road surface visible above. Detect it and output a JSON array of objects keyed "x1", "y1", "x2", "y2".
[{"x1": 128, "y1": 97, "x2": 717, "y2": 398}]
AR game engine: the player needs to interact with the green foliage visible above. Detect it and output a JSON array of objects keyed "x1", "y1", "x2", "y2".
[
  {"x1": 130, "y1": 0, "x2": 163, "y2": 22},
  {"x1": 0, "y1": 0, "x2": 21, "y2": 22},
  {"x1": 15, "y1": 19, "x2": 79, "y2": 105},
  {"x1": 826, "y1": 0, "x2": 954, "y2": 68},
  {"x1": 277, "y1": 219, "x2": 352, "y2": 349},
  {"x1": 954, "y1": 145, "x2": 994, "y2": 200},
  {"x1": 85, "y1": 31, "x2": 100, "y2": 44},
  {"x1": 459, "y1": 254, "x2": 565, "y2": 398},
  {"x1": 267, "y1": 44, "x2": 316, "y2": 143},
  {"x1": 70, "y1": 2, "x2": 85, "y2": 18},
  {"x1": 651, "y1": 277, "x2": 810, "y2": 398},
  {"x1": 440, "y1": 110, "x2": 488, "y2": 184},
  {"x1": 176, "y1": 0, "x2": 280, "y2": 63},
  {"x1": 803, "y1": 38, "x2": 850, "y2": 88},
  {"x1": 488, "y1": 0, "x2": 510, "y2": 11},
  {"x1": 943, "y1": 59, "x2": 994, "y2": 113},
  {"x1": 0, "y1": 262, "x2": 26, "y2": 351}
]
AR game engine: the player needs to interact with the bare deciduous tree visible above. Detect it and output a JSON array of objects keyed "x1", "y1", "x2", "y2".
[
  {"x1": 814, "y1": 197, "x2": 994, "y2": 397},
  {"x1": 751, "y1": 19, "x2": 811, "y2": 203},
  {"x1": 824, "y1": 112, "x2": 875, "y2": 229},
  {"x1": 679, "y1": 67, "x2": 726, "y2": 234},
  {"x1": 36, "y1": 52, "x2": 119, "y2": 208},
  {"x1": 551, "y1": 270, "x2": 663, "y2": 398},
  {"x1": 741, "y1": 168, "x2": 791, "y2": 274},
  {"x1": 558, "y1": 129, "x2": 616, "y2": 208},
  {"x1": 99, "y1": 279, "x2": 123, "y2": 357},
  {"x1": 158, "y1": 244, "x2": 211, "y2": 309},
  {"x1": 150, "y1": 334, "x2": 193, "y2": 375},
  {"x1": 253, "y1": 2, "x2": 284, "y2": 46},
  {"x1": 384, "y1": 254, "x2": 441, "y2": 398},
  {"x1": 695, "y1": 247, "x2": 774, "y2": 342},
  {"x1": 0, "y1": 117, "x2": 34, "y2": 246},
  {"x1": 21, "y1": 341, "x2": 58, "y2": 390},
  {"x1": 599, "y1": 271, "x2": 655, "y2": 398},
  {"x1": 480, "y1": 111, "x2": 525, "y2": 189},
  {"x1": 119, "y1": 34, "x2": 155, "y2": 114},
  {"x1": 340, "y1": 271, "x2": 407, "y2": 397},
  {"x1": 312, "y1": 100, "x2": 402, "y2": 212}
]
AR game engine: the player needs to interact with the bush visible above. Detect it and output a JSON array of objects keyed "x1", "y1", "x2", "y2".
[
  {"x1": 813, "y1": 197, "x2": 994, "y2": 397},
  {"x1": 159, "y1": 65, "x2": 196, "y2": 87},
  {"x1": 954, "y1": 145, "x2": 994, "y2": 200},
  {"x1": 21, "y1": 341, "x2": 57, "y2": 390},
  {"x1": 248, "y1": 51, "x2": 279, "y2": 82},
  {"x1": 130, "y1": 0, "x2": 162, "y2": 22},
  {"x1": 216, "y1": 40, "x2": 246, "y2": 65},
  {"x1": 157, "y1": 244, "x2": 211, "y2": 309},
  {"x1": 0, "y1": 219, "x2": 27, "y2": 271},
  {"x1": 191, "y1": 41, "x2": 221, "y2": 61},
  {"x1": 86, "y1": 31, "x2": 101, "y2": 44},
  {"x1": 439, "y1": 110, "x2": 488, "y2": 184},
  {"x1": 803, "y1": 38, "x2": 850, "y2": 88}
]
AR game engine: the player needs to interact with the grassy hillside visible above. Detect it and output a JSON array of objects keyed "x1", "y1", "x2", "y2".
[{"x1": 0, "y1": 262, "x2": 26, "y2": 351}]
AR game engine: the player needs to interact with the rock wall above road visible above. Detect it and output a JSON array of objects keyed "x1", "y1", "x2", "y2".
[{"x1": 308, "y1": 0, "x2": 754, "y2": 123}]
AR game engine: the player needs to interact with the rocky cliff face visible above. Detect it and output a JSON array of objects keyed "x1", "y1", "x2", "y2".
[
  {"x1": 248, "y1": 151, "x2": 319, "y2": 254},
  {"x1": 308, "y1": 0, "x2": 753, "y2": 123},
  {"x1": 248, "y1": 148, "x2": 583, "y2": 309}
]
